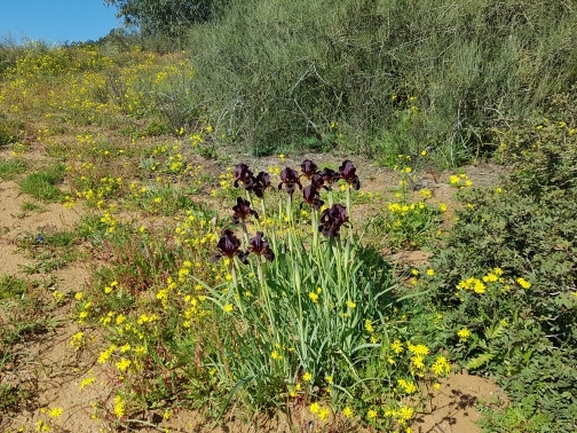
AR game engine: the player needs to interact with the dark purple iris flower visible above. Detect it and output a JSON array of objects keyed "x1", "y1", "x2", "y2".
[
  {"x1": 278, "y1": 167, "x2": 302, "y2": 197},
  {"x1": 252, "y1": 171, "x2": 271, "y2": 198},
  {"x1": 302, "y1": 185, "x2": 324, "y2": 211},
  {"x1": 211, "y1": 229, "x2": 249, "y2": 263},
  {"x1": 319, "y1": 204, "x2": 349, "y2": 237},
  {"x1": 232, "y1": 197, "x2": 258, "y2": 224},
  {"x1": 300, "y1": 159, "x2": 318, "y2": 180},
  {"x1": 319, "y1": 167, "x2": 340, "y2": 186},
  {"x1": 233, "y1": 163, "x2": 255, "y2": 190},
  {"x1": 310, "y1": 173, "x2": 324, "y2": 190},
  {"x1": 248, "y1": 231, "x2": 275, "y2": 262},
  {"x1": 338, "y1": 160, "x2": 361, "y2": 190}
]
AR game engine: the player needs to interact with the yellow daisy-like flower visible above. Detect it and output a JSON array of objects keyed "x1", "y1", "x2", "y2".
[
  {"x1": 410, "y1": 355, "x2": 426, "y2": 371},
  {"x1": 115, "y1": 358, "x2": 132, "y2": 372},
  {"x1": 397, "y1": 378, "x2": 417, "y2": 394},
  {"x1": 113, "y1": 395, "x2": 125, "y2": 418},
  {"x1": 391, "y1": 339, "x2": 404, "y2": 355},
  {"x1": 79, "y1": 376, "x2": 96, "y2": 390},
  {"x1": 309, "y1": 402, "x2": 320, "y2": 414},
  {"x1": 303, "y1": 371, "x2": 313, "y2": 382},
  {"x1": 364, "y1": 319, "x2": 374, "y2": 333},
  {"x1": 398, "y1": 406, "x2": 414, "y2": 422},
  {"x1": 516, "y1": 277, "x2": 531, "y2": 289},
  {"x1": 342, "y1": 406, "x2": 354, "y2": 418},
  {"x1": 407, "y1": 343, "x2": 430, "y2": 356},
  {"x1": 457, "y1": 327, "x2": 471, "y2": 342},
  {"x1": 48, "y1": 407, "x2": 64, "y2": 418},
  {"x1": 318, "y1": 407, "x2": 330, "y2": 421},
  {"x1": 449, "y1": 175, "x2": 461, "y2": 185},
  {"x1": 367, "y1": 408, "x2": 378, "y2": 419},
  {"x1": 431, "y1": 356, "x2": 451, "y2": 377}
]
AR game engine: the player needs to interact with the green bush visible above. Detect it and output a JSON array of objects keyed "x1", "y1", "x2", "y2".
[
  {"x1": 183, "y1": 0, "x2": 577, "y2": 162},
  {"x1": 424, "y1": 104, "x2": 577, "y2": 431}
]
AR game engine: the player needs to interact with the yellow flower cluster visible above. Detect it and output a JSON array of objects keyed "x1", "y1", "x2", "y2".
[
  {"x1": 456, "y1": 276, "x2": 486, "y2": 295},
  {"x1": 309, "y1": 402, "x2": 331, "y2": 422},
  {"x1": 449, "y1": 173, "x2": 473, "y2": 188},
  {"x1": 384, "y1": 405, "x2": 414, "y2": 426}
]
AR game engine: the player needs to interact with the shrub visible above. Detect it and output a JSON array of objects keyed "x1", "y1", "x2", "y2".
[
  {"x1": 183, "y1": 0, "x2": 577, "y2": 162},
  {"x1": 424, "y1": 102, "x2": 577, "y2": 431}
]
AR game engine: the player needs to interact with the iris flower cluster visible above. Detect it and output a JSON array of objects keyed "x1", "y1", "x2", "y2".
[
  {"x1": 212, "y1": 229, "x2": 274, "y2": 264},
  {"x1": 214, "y1": 159, "x2": 361, "y2": 262},
  {"x1": 233, "y1": 163, "x2": 271, "y2": 198}
]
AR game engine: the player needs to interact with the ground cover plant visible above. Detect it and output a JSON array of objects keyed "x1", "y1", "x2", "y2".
[
  {"x1": 0, "y1": 31, "x2": 576, "y2": 433},
  {"x1": 421, "y1": 100, "x2": 577, "y2": 431}
]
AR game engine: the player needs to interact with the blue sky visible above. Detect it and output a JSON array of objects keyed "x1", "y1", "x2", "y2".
[{"x1": 0, "y1": 1, "x2": 124, "y2": 45}]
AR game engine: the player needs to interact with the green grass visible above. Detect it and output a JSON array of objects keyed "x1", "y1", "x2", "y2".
[
  {"x1": 19, "y1": 164, "x2": 65, "y2": 201},
  {"x1": 0, "y1": 274, "x2": 28, "y2": 300},
  {"x1": 15, "y1": 227, "x2": 83, "y2": 274},
  {"x1": 20, "y1": 200, "x2": 45, "y2": 213},
  {"x1": 0, "y1": 158, "x2": 28, "y2": 180}
]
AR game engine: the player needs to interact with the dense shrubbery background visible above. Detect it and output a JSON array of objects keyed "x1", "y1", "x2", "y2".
[
  {"x1": 181, "y1": 0, "x2": 577, "y2": 162},
  {"x1": 5, "y1": 0, "x2": 576, "y2": 164}
]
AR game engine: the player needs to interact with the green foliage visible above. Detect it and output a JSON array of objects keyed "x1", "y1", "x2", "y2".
[
  {"x1": 0, "y1": 274, "x2": 27, "y2": 300},
  {"x1": 370, "y1": 156, "x2": 444, "y2": 250},
  {"x1": 0, "y1": 384, "x2": 30, "y2": 415},
  {"x1": 16, "y1": 227, "x2": 81, "y2": 273},
  {"x1": 0, "y1": 157, "x2": 27, "y2": 180},
  {"x1": 0, "y1": 114, "x2": 21, "y2": 146},
  {"x1": 19, "y1": 164, "x2": 65, "y2": 201},
  {"x1": 425, "y1": 99, "x2": 577, "y2": 431},
  {"x1": 184, "y1": 0, "x2": 577, "y2": 161},
  {"x1": 104, "y1": 0, "x2": 229, "y2": 40}
]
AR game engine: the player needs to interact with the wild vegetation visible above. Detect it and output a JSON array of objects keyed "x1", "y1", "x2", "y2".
[{"x1": 1, "y1": 1, "x2": 576, "y2": 431}]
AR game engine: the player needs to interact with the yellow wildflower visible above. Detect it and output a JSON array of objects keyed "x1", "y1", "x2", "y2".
[
  {"x1": 457, "y1": 327, "x2": 471, "y2": 342},
  {"x1": 391, "y1": 339, "x2": 403, "y2": 355},
  {"x1": 309, "y1": 402, "x2": 320, "y2": 414},
  {"x1": 113, "y1": 395, "x2": 124, "y2": 418},
  {"x1": 318, "y1": 407, "x2": 330, "y2": 421},
  {"x1": 364, "y1": 319, "x2": 374, "y2": 333},
  {"x1": 397, "y1": 378, "x2": 417, "y2": 394},
  {"x1": 342, "y1": 406, "x2": 354, "y2": 418},
  {"x1": 309, "y1": 292, "x2": 319, "y2": 303},
  {"x1": 431, "y1": 356, "x2": 451, "y2": 376},
  {"x1": 48, "y1": 407, "x2": 64, "y2": 418},
  {"x1": 517, "y1": 277, "x2": 531, "y2": 289}
]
